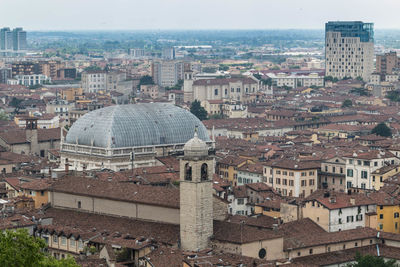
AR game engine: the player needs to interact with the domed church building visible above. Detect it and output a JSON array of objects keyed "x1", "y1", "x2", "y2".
[{"x1": 60, "y1": 103, "x2": 212, "y2": 171}]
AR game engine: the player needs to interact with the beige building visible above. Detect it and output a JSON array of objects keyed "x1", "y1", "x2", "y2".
[{"x1": 263, "y1": 159, "x2": 319, "y2": 197}]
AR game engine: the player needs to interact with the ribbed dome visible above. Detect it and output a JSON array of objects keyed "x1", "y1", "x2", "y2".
[{"x1": 65, "y1": 103, "x2": 210, "y2": 148}]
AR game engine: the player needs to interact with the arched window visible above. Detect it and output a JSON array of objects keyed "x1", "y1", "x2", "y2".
[
  {"x1": 185, "y1": 163, "x2": 192, "y2": 181},
  {"x1": 201, "y1": 163, "x2": 208, "y2": 181}
]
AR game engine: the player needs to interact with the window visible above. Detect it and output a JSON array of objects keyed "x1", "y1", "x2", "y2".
[
  {"x1": 283, "y1": 179, "x2": 287, "y2": 185},
  {"x1": 355, "y1": 242, "x2": 358, "y2": 247},
  {"x1": 237, "y1": 199, "x2": 244, "y2": 205},
  {"x1": 269, "y1": 178, "x2": 273, "y2": 184},
  {"x1": 301, "y1": 180, "x2": 306, "y2": 186},
  {"x1": 214, "y1": 89, "x2": 218, "y2": 96},
  {"x1": 363, "y1": 161, "x2": 370, "y2": 166},
  {"x1": 309, "y1": 171, "x2": 314, "y2": 176},
  {"x1": 258, "y1": 248, "x2": 266, "y2": 259},
  {"x1": 53, "y1": 236, "x2": 58, "y2": 243},
  {"x1": 289, "y1": 180, "x2": 294, "y2": 186},
  {"x1": 297, "y1": 252, "x2": 301, "y2": 256},
  {"x1": 339, "y1": 218, "x2": 342, "y2": 224},
  {"x1": 395, "y1": 213, "x2": 399, "y2": 218},
  {"x1": 236, "y1": 88, "x2": 240, "y2": 92},
  {"x1": 347, "y1": 169, "x2": 353, "y2": 177},
  {"x1": 61, "y1": 237, "x2": 67, "y2": 246},
  {"x1": 309, "y1": 249, "x2": 313, "y2": 255},
  {"x1": 276, "y1": 170, "x2": 281, "y2": 175},
  {"x1": 309, "y1": 179, "x2": 314, "y2": 186},
  {"x1": 343, "y1": 244, "x2": 346, "y2": 249},
  {"x1": 185, "y1": 163, "x2": 192, "y2": 181},
  {"x1": 70, "y1": 237, "x2": 75, "y2": 247},
  {"x1": 289, "y1": 172, "x2": 294, "y2": 176},
  {"x1": 361, "y1": 171, "x2": 368, "y2": 179},
  {"x1": 380, "y1": 214, "x2": 384, "y2": 219},
  {"x1": 201, "y1": 163, "x2": 208, "y2": 181},
  {"x1": 276, "y1": 178, "x2": 281, "y2": 185},
  {"x1": 40, "y1": 190, "x2": 44, "y2": 196},
  {"x1": 77, "y1": 201, "x2": 81, "y2": 209},
  {"x1": 301, "y1": 172, "x2": 306, "y2": 176},
  {"x1": 78, "y1": 240, "x2": 83, "y2": 249},
  {"x1": 347, "y1": 216, "x2": 354, "y2": 222}
]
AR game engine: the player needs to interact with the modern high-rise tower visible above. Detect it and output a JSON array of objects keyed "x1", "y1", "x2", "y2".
[
  {"x1": 13, "y1": 28, "x2": 27, "y2": 51},
  {"x1": 0, "y1": 28, "x2": 13, "y2": 51},
  {"x1": 325, "y1": 21, "x2": 374, "y2": 81}
]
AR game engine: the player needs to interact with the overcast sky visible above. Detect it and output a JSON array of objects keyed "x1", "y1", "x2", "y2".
[{"x1": 2, "y1": 0, "x2": 400, "y2": 31}]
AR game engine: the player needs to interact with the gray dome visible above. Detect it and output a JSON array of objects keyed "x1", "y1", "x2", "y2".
[{"x1": 65, "y1": 103, "x2": 210, "y2": 148}]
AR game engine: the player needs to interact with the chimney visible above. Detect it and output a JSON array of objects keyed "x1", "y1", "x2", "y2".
[
  {"x1": 329, "y1": 196, "x2": 336, "y2": 204},
  {"x1": 350, "y1": 197, "x2": 355, "y2": 205}
]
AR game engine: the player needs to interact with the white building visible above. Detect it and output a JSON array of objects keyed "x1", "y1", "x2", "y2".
[
  {"x1": 81, "y1": 71, "x2": 107, "y2": 93},
  {"x1": 14, "y1": 74, "x2": 50, "y2": 86},
  {"x1": 343, "y1": 150, "x2": 399, "y2": 190},
  {"x1": 266, "y1": 72, "x2": 324, "y2": 89},
  {"x1": 303, "y1": 192, "x2": 376, "y2": 232},
  {"x1": 184, "y1": 76, "x2": 259, "y2": 103},
  {"x1": 227, "y1": 186, "x2": 251, "y2": 215},
  {"x1": 237, "y1": 164, "x2": 264, "y2": 186},
  {"x1": 152, "y1": 60, "x2": 184, "y2": 87}
]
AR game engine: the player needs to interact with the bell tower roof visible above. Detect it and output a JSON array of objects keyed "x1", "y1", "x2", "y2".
[{"x1": 183, "y1": 127, "x2": 208, "y2": 157}]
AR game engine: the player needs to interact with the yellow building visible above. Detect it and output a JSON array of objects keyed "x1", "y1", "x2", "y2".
[
  {"x1": 254, "y1": 199, "x2": 281, "y2": 218},
  {"x1": 218, "y1": 155, "x2": 252, "y2": 186},
  {"x1": 369, "y1": 192, "x2": 400, "y2": 234},
  {"x1": 61, "y1": 87, "x2": 84, "y2": 101},
  {"x1": 19, "y1": 179, "x2": 52, "y2": 209},
  {"x1": 371, "y1": 165, "x2": 400, "y2": 190}
]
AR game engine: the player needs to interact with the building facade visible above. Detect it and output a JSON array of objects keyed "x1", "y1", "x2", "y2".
[{"x1": 325, "y1": 21, "x2": 374, "y2": 81}]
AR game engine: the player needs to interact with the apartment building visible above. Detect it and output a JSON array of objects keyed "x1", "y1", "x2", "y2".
[
  {"x1": 303, "y1": 191, "x2": 376, "y2": 232},
  {"x1": 151, "y1": 60, "x2": 183, "y2": 87},
  {"x1": 263, "y1": 159, "x2": 320, "y2": 197},
  {"x1": 343, "y1": 150, "x2": 399, "y2": 190},
  {"x1": 319, "y1": 156, "x2": 346, "y2": 191}
]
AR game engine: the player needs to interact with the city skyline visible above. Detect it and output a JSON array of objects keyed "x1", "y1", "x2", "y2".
[{"x1": 2, "y1": 0, "x2": 400, "y2": 30}]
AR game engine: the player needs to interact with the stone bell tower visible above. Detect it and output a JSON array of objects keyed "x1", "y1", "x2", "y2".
[{"x1": 180, "y1": 128, "x2": 213, "y2": 251}]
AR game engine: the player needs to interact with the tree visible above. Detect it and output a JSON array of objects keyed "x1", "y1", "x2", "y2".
[
  {"x1": 138, "y1": 75, "x2": 154, "y2": 86},
  {"x1": 202, "y1": 67, "x2": 217, "y2": 73},
  {"x1": 190, "y1": 100, "x2": 208, "y2": 121},
  {"x1": 0, "y1": 229, "x2": 79, "y2": 267},
  {"x1": 0, "y1": 110, "x2": 9, "y2": 121},
  {"x1": 342, "y1": 99, "x2": 353, "y2": 108},
  {"x1": 347, "y1": 253, "x2": 398, "y2": 267},
  {"x1": 371, "y1": 122, "x2": 392, "y2": 137}
]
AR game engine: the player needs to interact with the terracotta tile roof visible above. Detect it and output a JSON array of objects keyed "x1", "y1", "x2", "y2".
[
  {"x1": 213, "y1": 220, "x2": 282, "y2": 244},
  {"x1": 245, "y1": 182, "x2": 273, "y2": 192},
  {"x1": 218, "y1": 155, "x2": 248, "y2": 166},
  {"x1": 42, "y1": 208, "x2": 179, "y2": 245},
  {"x1": 19, "y1": 178, "x2": 52, "y2": 191},
  {"x1": 193, "y1": 77, "x2": 257, "y2": 86},
  {"x1": 263, "y1": 159, "x2": 320, "y2": 170},
  {"x1": 283, "y1": 226, "x2": 377, "y2": 250},
  {"x1": 238, "y1": 163, "x2": 264, "y2": 174},
  {"x1": 0, "y1": 214, "x2": 35, "y2": 230},
  {"x1": 50, "y1": 176, "x2": 179, "y2": 209},
  {"x1": 0, "y1": 128, "x2": 60, "y2": 145},
  {"x1": 305, "y1": 191, "x2": 376, "y2": 209},
  {"x1": 145, "y1": 245, "x2": 274, "y2": 267},
  {"x1": 292, "y1": 245, "x2": 400, "y2": 266},
  {"x1": 225, "y1": 214, "x2": 279, "y2": 229}
]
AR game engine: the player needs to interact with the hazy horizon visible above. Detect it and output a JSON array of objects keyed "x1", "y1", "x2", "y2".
[{"x1": 3, "y1": 0, "x2": 400, "y2": 31}]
